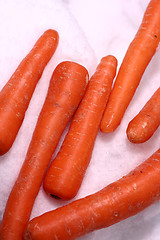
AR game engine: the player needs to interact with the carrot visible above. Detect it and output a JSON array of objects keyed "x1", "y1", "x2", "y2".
[
  {"x1": 0, "y1": 29, "x2": 59, "y2": 156},
  {"x1": 127, "y1": 87, "x2": 160, "y2": 143},
  {"x1": 0, "y1": 61, "x2": 88, "y2": 240},
  {"x1": 43, "y1": 55, "x2": 117, "y2": 200},
  {"x1": 24, "y1": 148, "x2": 160, "y2": 240},
  {"x1": 100, "y1": 0, "x2": 160, "y2": 133}
]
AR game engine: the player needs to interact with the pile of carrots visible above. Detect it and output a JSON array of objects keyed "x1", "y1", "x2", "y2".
[{"x1": 0, "y1": 0, "x2": 160, "y2": 239}]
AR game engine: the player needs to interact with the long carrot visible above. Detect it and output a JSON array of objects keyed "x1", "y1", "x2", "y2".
[
  {"x1": 0, "y1": 61, "x2": 88, "y2": 240},
  {"x1": 43, "y1": 55, "x2": 117, "y2": 200},
  {"x1": 25, "y1": 148, "x2": 160, "y2": 240},
  {"x1": 100, "y1": 0, "x2": 160, "y2": 133},
  {"x1": 0, "y1": 29, "x2": 59, "y2": 155},
  {"x1": 127, "y1": 87, "x2": 160, "y2": 143}
]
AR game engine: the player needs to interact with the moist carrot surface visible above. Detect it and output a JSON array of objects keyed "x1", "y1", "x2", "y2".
[
  {"x1": 43, "y1": 55, "x2": 117, "y2": 200},
  {"x1": 0, "y1": 61, "x2": 88, "y2": 240},
  {"x1": 100, "y1": 0, "x2": 160, "y2": 133},
  {"x1": 24, "y1": 148, "x2": 160, "y2": 240},
  {"x1": 127, "y1": 87, "x2": 160, "y2": 143},
  {"x1": 0, "y1": 29, "x2": 59, "y2": 155}
]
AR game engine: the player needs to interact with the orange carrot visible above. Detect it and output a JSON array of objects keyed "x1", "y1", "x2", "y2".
[
  {"x1": 0, "y1": 29, "x2": 59, "y2": 156},
  {"x1": 127, "y1": 87, "x2": 160, "y2": 143},
  {"x1": 100, "y1": 0, "x2": 160, "y2": 133},
  {"x1": 43, "y1": 55, "x2": 117, "y2": 200},
  {"x1": 25, "y1": 148, "x2": 160, "y2": 240},
  {"x1": 0, "y1": 61, "x2": 88, "y2": 240}
]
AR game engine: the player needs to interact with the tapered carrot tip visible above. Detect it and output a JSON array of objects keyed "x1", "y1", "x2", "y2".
[
  {"x1": 0, "y1": 139, "x2": 12, "y2": 156},
  {"x1": 127, "y1": 122, "x2": 141, "y2": 143},
  {"x1": 127, "y1": 120, "x2": 150, "y2": 143},
  {"x1": 101, "y1": 55, "x2": 117, "y2": 64},
  {"x1": 100, "y1": 113, "x2": 118, "y2": 133},
  {"x1": 126, "y1": 86, "x2": 160, "y2": 144}
]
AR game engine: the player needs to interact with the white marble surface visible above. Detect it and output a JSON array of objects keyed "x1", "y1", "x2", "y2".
[{"x1": 0, "y1": 0, "x2": 160, "y2": 239}]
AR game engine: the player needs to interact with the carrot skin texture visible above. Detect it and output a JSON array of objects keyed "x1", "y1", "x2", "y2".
[
  {"x1": 43, "y1": 55, "x2": 117, "y2": 200},
  {"x1": 127, "y1": 87, "x2": 160, "y2": 143},
  {"x1": 100, "y1": 0, "x2": 160, "y2": 133},
  {"x1": 25, "y1": 148, "x2": 160, "y2": 240},
  {"x1": 0, "y1": 61, "x2": 88, "y2": 240},
  {"x1": 0, "y1": 29, "x2": 59, "y2": 155}
]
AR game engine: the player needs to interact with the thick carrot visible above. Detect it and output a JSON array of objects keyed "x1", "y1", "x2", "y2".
[
  {"x1": 127, "y1": 87, "x2": 160, "y2": 143},
  {"x1": 43, "y1": 55, "x2": 117, "y2": 200},
  {"x1": 25, "y1": 148, "x2": 160, "y2": 240},
  {"x1": 100, "y1": 0, "x2": 160, "y2": 133},
  {"x1": 0, "y1": 61, "x2": 88, "y2": 240},
  {"x1": 0, "y1": 29, "x2": 59, "y2": 156}
]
